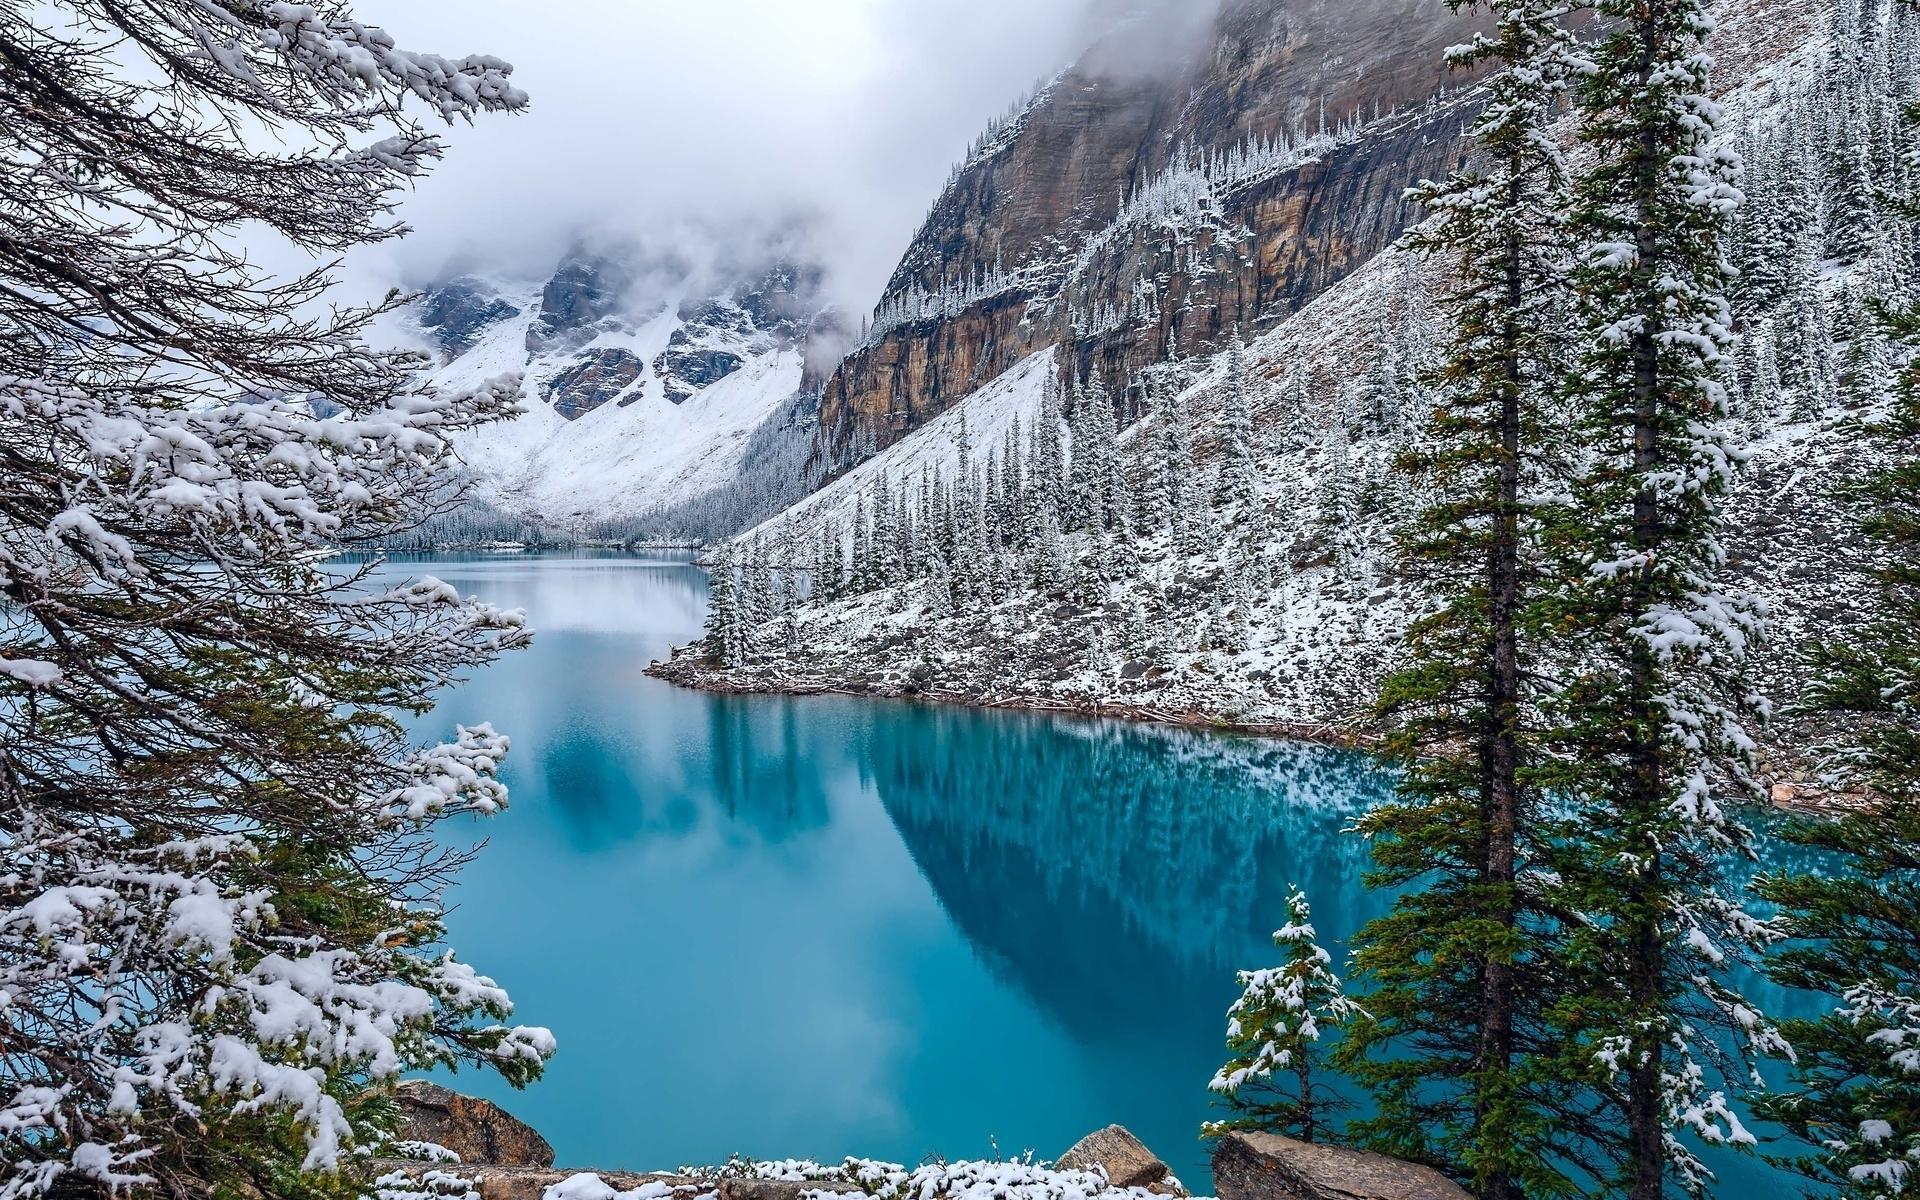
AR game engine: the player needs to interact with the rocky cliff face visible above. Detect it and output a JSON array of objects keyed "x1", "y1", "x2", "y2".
[{"x1": 815, "y1": 0, "x2": 1486, "y2": 468}]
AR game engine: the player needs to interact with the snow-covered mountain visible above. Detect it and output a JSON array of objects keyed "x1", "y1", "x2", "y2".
[{"x1": 400, "y1": 243, "x2": 845, "y2": 535}]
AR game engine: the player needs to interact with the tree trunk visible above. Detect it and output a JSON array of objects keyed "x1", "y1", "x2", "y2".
[
  {"x1": 1475, "y1": 167, "x2": 1529, "y2": 1200},
  {"x1": 1627, "y1": 18, "x2": 1669, "y2": 1196}
]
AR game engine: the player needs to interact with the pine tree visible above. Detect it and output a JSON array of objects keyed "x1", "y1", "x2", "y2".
[
  {"x1": 1754, "y1": 62, "x2": 1920, "y2": 1200},
  {"x1": 1828, "y1": 103, "x2": 1883, "y2": 264},
  {"x1": 1036, "y1": 370, "x2": 1069, "y2": 525},
  {"x1": 1218, "y1": 332, "x2": 1262, "y2": 510},
  {"x1": 1206, "y1": 888, "x2": 1361, "y2": 1144},
  {"x1": 1547, "y1": 0, "x2": 1792, "y2": 1190},
  {"x1": 1336, "y1": 0, "x2": 1581, "y2": 1192},
  {"x1": 1360, "y1": 337, "x2": 1405, "y2": 437},
  {"x1": 705, "y1": 540, "x2": 740, "y2": 665},
  {"x1": 0, "y1": 6, "x2": 550, "y2": 1196},
  {"x1": 1732, "y1": 145, "x2": 1801, "y2": 319},
  {"x1": 873, "y1": 473, "x2": 898, "y2": 587},
  {"x1": 1781, "y1": 286, "x2": 1838, "y2": 422},
  {"x1": 853, "y1": 493, "x2": 875, "y2": 593},
  {"x1": 1316, "y1": 413, "x2": 1355, "y2": 563},
  {"x1": 1067, "y1": 370, "x2": 1098, "y2": 531},
  {"x1": 1749, "y1": 322, "x2": 1786, "y2": 434},
  {"x1": 742, "y1": 534, "x2": 773, "y2": 638}
]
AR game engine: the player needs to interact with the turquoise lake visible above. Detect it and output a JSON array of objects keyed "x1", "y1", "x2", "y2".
[{"x1": 384, "y1": 552, "x2": 1823, "y2": 1195}]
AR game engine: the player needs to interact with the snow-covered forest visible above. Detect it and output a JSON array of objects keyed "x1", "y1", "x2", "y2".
[{"x1": 681, "y1": 0, "x2": 1920, "y2": 753}]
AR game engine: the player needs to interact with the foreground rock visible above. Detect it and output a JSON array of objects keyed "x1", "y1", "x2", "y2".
[
  {"x1": 1056, "y1": 1125, "x2": 1186, "y2": 1195},
  {"x1": 1212, "y1": 1133, "x2": 1468, "y2": 1200},
  {"x1": 381, "y1": 1089, "x2": 1462, "y2": 1200},
  {"x1": 393, "y1": 1081, "x2": 555, "y2": 1168}
]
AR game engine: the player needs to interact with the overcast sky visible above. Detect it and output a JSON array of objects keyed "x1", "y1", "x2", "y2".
[{"x1": 354, "y1": 0, "x2": 1093, "y2": 311}]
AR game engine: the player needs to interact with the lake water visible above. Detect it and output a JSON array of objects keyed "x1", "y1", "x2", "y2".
[{"x1": 384, "y1": 552, "x2": 1821, "y2": 1195}]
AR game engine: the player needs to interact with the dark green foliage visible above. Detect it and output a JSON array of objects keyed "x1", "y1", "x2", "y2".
[
  {"x1": 1536, "y1": 0, "x2": 1789, "y2": 1192},
  {"x1": 1336, "y1": 0, "x2": 1589, "y2": 1195}
]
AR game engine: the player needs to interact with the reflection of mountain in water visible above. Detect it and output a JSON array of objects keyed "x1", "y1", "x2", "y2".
[{"x1": 861, "y1": 708, "x2": 1399, "y2": 1037}]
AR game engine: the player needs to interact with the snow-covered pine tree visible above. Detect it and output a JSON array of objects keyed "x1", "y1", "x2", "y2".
[
  {"x1": 984, "y1": 451, "x2": 1005, "y2": 550},
  {"x1": 853, "y1": 493, "x2": 875, "y2": 593},
  {"x1": 0, "y1": 6, "x2": 551, "y2": 1198},
  {"x1": 1548, "y1": 0, "x2": 1791, "y2": 1189},
  {"x1": 1217, "y1": 332, "x2": 1261, "y2": 511},
  {"x1": 1750, "y1": 324, "x2": 1786, "y2": 434},
  {"x1": 1828, "y1": 101, "x2": 1883, "y2": 265},
  {"x1": 1205, "y1": 888, "x2": 1361, "y2": 1144},
  {"x1": 1084, "y1": 366, "x2": 1128, "y2": 531},
  {"x1": 1141, "y1": 377, "x2": 1174, "y2": 532},
  {"x1": 818, "y1": 521, "x2": 845, "y2": 602},
  {"x1": 1334, "y1": 0, "x2": 1579, "y2": 1192},
  {"x1": 1359, "y1": 336, "x2": 1405, "y2": 438},
  {"x1": 1731, "y1": 143, "x2": 1801, "y2": 320},
  {"x1": 873, "y1": 473, "x2": 898, "y2": 588},
  {"x1": 1035, "y1": 371, "x2": 1069, "y2": 527},
  {"x1": 1315, "y1": 412, "x2": 1355, "y2": 564},
  {"x1": 1781, "y1": 285, "x2": 1838, "y2": 422},
  {"x1": 1004, "y1": 417, "x2": 1027, "y2": 551},
  {"x1": 1755, "y1": 59, "x2": 1920, "y2": 1199},
  {"x1": 742, "y1": 534, "x2": 773, "y2": 638},
  {"x1": 1156, "y1": 377, "x2": 1198, "y2": 552},
  {"x1": 705, "y1": 540, "x2": 740, "y2": 665},
  {"x1": 1278, "y1": 367, "x2": 1313, "y2": 449},
  {"x1": 1067, "y1": 371, "x2": 1097, "y2": 531},
  {"x1": 956, "y1": 409, "x2": 976, "y2": 510}
]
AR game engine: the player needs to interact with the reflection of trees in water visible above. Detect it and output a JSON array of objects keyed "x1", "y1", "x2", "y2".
[
  {"x1": 705, "y1": 694, "x2": 833, "y2": 841},
  {"x1": 531, "y1": 691, "x2": 835, "y2": 849},
  {"x1": 861, "y1": 708, "x2": 1400, "y2": 1036},
  {"x1": 538, "y1": 723, "x2": 664, "y2": 847}
]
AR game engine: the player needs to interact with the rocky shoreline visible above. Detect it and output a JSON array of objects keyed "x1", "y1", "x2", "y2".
[
  {"x1": 375, "y1": 1084, "x2": 1467, "y2": 1200},
  {"x1": 647, "y1": 646, "x2": 1868, "y2": 813},
  {"x1": 645, "y1": 645, "x2": 1378, "y2": 752}
]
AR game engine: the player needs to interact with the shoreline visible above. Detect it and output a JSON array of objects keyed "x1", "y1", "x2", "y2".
[
  {"x1": 647, "y1": 646, "x2": 1864, "y2": 813},
  {"x1": 650, "y1": 646, "x2": 1392, "y2": 756}
]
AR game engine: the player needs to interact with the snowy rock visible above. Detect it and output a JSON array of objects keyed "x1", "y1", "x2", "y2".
[
  {"x1": 527, "y1": 254, "x2": 635, "y2": 356},
  {"x1": 654, "y1": 345, "x2": 746, "y2": 405},
  {"x1": 1211, "y1": 1133, "x2": 1468, "y2": 1200},
  {"x1": 392, "y1": 1081, "x2": 555, "y2": 1168},
  {"x1": 419, "y1": 278, "x2": 523, "y2": 358},
  {"x1": 373, "y1": 1164, "x2": 697, "y2": 1200},
  {"x1": 1056, "y1": 1126, "x2": 1184, "y2": 1195},
  {"x1": 544, "y1": 349, "x2": 647, "y2": 420}
]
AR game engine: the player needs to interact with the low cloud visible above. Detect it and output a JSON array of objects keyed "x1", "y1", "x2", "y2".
[{"x1": 352, "y1": 0, "x2": 1095, "y2": 314}]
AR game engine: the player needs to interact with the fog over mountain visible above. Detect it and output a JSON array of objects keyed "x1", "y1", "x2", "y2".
[{"x1": 352, "y1": 0, "x2": 1102, "y2": 311}]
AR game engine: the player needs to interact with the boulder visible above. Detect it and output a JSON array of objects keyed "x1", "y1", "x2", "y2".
[
  {"x1": 392, "y1": 1081, "x2": 555, "y2": 1168},
  {"x1": 1056, "y1": 1125, "x2": 1185, "y2": 1195},
  {"x1": 1211, "y1": 1133, "x2": 1469, "y2": 1200}
]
